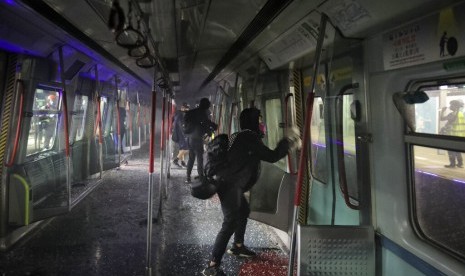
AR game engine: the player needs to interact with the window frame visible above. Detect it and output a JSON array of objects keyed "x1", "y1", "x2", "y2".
[
  {"x1": 26, "y1": 85, "x2": 62, "y2": 156},
  {"x1": 405, "y1": 76, "x2": 465, "y2": 262}
]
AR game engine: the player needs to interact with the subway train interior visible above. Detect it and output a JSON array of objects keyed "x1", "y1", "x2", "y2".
[{"x1": 1, "y1": 0, "x2": 465, "y2": 275}]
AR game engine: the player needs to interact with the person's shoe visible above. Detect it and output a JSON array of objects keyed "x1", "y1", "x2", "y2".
[
  {"x1": 181, "y1": 161, "x2": 187, "y2": 167},
  {"x1": 201, "y1": 264, "x2": 225, "y2": 276},
  {"x1": 173, "y1": 159, "x2": 181, "y2": 167},
  {"x1": 227, "y1": 244, "x2": 256, "y2": 258},
  {"x1": 445, "y1": 164, "x2": 456, "y2": 168},
  {"x1": 185, "y1": 177, "x2": 191, "y2": 183}
]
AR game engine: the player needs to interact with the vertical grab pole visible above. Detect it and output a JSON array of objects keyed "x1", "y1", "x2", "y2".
[
  {"x1": 137, "y1": 92, "x2": 141, "y2": 148},
  {"x1": 287, "y1": 14, "x2": 328, "y2": 276},
  {"x1": 146, "y1": 71, "x2": 157, "y2": 276},
  {"x1": 94, "y1": 66, "x2": 103, "y2": 178},
  {"x1": 115, "y1": 76, "x2": 121, "y2": 165},
  {"x1": 128, "y1": 100, "x2": 133, "y2": 153},
  {"x1": 159, "y1": 90, "x2": 167, "y2": 199},
  {"x1": 166, "y1": 95, "x2": 173, "y2": 179},
  {"x1": 58, "y1": 47, "x2": 71, "y2": 209}
]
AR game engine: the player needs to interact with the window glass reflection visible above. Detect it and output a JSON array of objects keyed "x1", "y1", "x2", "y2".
[
  {"x1": 413, "y1": 145, "x2": 465, "y2": 259},
  {"x1": 310, "y1": 97, "x2": 327, "y2": 183},
  {"x1": 414, "y1": 85, "x2": 465, "y2": 136},
  {"x1": 71, "y1": 95, "x2": 88, "y2": 142},
  {"x1": 27, "y1": 88, "x2": 60, "y2": 155},
  {"x1": 264, "y1": 98, "x2": 286, "y2": 170}
]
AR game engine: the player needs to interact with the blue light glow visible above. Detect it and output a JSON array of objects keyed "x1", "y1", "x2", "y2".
[
  {"x1": 0, "y1": 39, "x2": 41, "y2": 56},
  {"x1": 0, "y1": 39, "x2": 26, "y2": 54},
  {"x1": 417, "y1": 170, "x2": 438, "y2": 177},
  {"x1": 452, "y1": 178, "x2": 465, "y2": 185},
  {"x1": 3, "y1": 0, "x2": 16, "y2": 5}
]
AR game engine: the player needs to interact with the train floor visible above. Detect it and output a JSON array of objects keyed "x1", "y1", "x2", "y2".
[{"x1": 0, "y1": 145, "x2": 289, "y2": 276}]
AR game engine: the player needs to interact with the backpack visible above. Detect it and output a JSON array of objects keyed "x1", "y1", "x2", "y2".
[
  {"x1": 204, "y1": 134, "x2": 230, "y2": 178},
  {"x1": 191, "y1": 134, "x2": 229, "y2": 200},
  {"x1": 183, "y1": 109, "x2": 195, "y2": 134}
]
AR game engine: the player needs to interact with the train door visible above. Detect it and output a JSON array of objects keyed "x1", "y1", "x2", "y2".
[
  {"x1": 8, "y1": 78, "x2": 70, "y2": 225},
  {"x1": 249, "y1": 90, "x2": 294, "y2": 232},
  {"x1": 305, "y1": 47, "x2": 370, "y2": 226},
  {"x1": 247, "y1": 14, "x2": 375, "y2": 273}
]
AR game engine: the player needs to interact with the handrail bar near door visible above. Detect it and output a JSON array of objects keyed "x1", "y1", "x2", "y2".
[
  {"x1": 5, "y1": 80, "x2": 25, "y2": 167},
  {"x1": 335, "y1": 83, "x2": 360, "y2": 210},
  {"x1": 288, "y1": 13, "x2": 328, "y2": 276}
]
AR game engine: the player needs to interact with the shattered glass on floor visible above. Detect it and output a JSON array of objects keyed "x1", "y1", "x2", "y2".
[{"x1": 0, "y1": 145, "x2": 289, "y2": 276}]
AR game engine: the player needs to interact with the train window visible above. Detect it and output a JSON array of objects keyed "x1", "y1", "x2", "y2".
[
  {"x1": 71, "y1": 95, "x2": 88, "y2": 142},
  {"x1": 341, "y1": 94, "x2": 358, "y2": 200},
  {"x1": 407, "y1": 80, "x2": 465, "y2": 260},
  {"x1": 413, "y1": 85, "x2": 465, "y2": 136},
  {"x1": 412, "y1": 145, "x2": 465, "y2": 259},
  {"x1": 231, "y1": 104, "x2": 239, "y2": 134},
  {"x1": 99, "y1": 97, "x2": 110, "y2": 136},
  {"x1": 264, "y1": 98, "x2": 286, "y2": 170},
  {"x1": 26, "y1": 88, "x2": 61, "y2": 155},
  {"x1": 310, "y1": 97, "x2": 328, "y2": 183}
]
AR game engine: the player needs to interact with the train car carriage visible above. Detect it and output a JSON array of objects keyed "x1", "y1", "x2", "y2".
[{"x1": 1, "y1": 0, "x2": 465, "y2": 275}]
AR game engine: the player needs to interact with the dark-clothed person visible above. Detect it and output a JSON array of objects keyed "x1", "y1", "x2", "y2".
[
  {"x1": 172, "y1": 103, "x2": 190, "y2": 167},
  {"x1": 201, "y1": 107, "x2": 290, "y2": 276},
  {"x1": 185, "y1": 98, "x2": 217, "y2": 183}
]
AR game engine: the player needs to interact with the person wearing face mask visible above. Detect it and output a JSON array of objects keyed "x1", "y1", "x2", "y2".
[{"x1": 201, "y1": 107, "x2": 292, "y2": 276}]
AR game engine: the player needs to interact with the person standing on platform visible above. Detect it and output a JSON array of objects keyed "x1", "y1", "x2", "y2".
[{"x1": 440, "y1": 99, "x2": 465, "y2": 168}]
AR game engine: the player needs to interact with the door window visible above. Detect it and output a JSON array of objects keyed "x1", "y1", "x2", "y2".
[
  {"x1": 310, "y1": 97, "x2": 327, "y2": 183},
  {"x1": 71, "y1": 95, "x2": 88, "y2": 142},
  {"x1": 264, "y1": 98, "x2": 286, "y2": 170},
  {"x1": 27, "y1": 87, "x2": 61, "y2": 155}
]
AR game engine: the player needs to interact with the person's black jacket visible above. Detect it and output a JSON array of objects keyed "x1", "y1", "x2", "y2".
[
  {"x1": 218, "y1": 129, "x2": 289, "y2": 192},
  {"x1": 184, "y1": 107, "x2": 217, "y2": 140}
]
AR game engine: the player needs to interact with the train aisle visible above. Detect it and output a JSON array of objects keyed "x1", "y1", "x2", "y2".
[
  {"x1": 159, "y1": 158, "x2": 288, "y2": 276},
  {"x1": 0, "y1": 145, "x2": 288, "y2": 276}
]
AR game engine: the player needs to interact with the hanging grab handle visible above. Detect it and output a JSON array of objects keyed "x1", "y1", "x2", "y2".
[{"x1": 5, "y1": 80, "x2": 25, "y2": 167}]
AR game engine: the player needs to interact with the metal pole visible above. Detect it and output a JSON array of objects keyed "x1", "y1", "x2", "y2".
[
  {"x1": 58, "y1": 47, "x2": 71, "y2": 210},
  {"x1": 137, "y1": 92, "x2": 141, "y2": 148},
  {"x1": 288, "y1": 13, "x2": 328, "y2": 276},
  {"x1": 129, "y1": 100, "x2": 133, "y2": 154},
  {"x1": 145, "y1": 70, "x2": 158, "y2": 276},
  {"x1": 166, "y1": 95, "x2": 173, "y2": 179},
  {"x1": 115, "y1": 76, "x2": 121, "y2": 165},
  {"x1": 159, "y1": 90, "x2": 167, "y2": 199},
  {"x1": 94, "y1": 66, "x2": 103, "y2": 178}
]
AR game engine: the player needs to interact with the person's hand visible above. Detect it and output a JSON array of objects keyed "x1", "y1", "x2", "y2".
[
  {"x1": 442, "y1": 106, "x2": 448, "y2": 112},
  {"x1": 286, "y1": 126, "x2": 302, "y2": 151}
]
